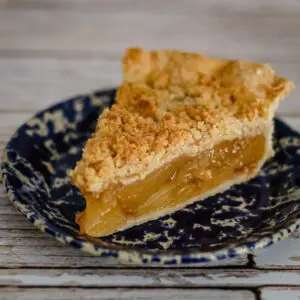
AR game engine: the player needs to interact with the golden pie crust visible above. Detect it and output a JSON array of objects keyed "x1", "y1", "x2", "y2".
[{"x1": 71, "y1": 48, "x2": 294, "y2": 237}]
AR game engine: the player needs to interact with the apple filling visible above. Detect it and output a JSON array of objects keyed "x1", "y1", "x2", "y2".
[{"x1": 77, "y1": 134, "x2": 266, "y2": 237}]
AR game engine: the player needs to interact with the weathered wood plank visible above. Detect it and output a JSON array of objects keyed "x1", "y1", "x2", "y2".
[
  {"x1": 0, "y1": 113, "x2": 32, "y2": 136},
  {"x1": 0, "y1": 254, "x2": 125, "y2": 269},
  {"x1": 0, "y1": 245, "x2": 107, "y2": 256},
  {"x1": 0, "y1": 218, "x2": 39, "y2": 230},
  {"x1": 0, "y1": 58, "x2": 121, "y2": 112},
  {"x1": 0, "y1": 254, "x2": 244, "y2": 268},
  {"x1": 0, "y1": 288, "x2": 255, "y2": 300},
  {"x1": 1, "y1": 269, "x2": 300, "y2": 287},
  {"x1": 3, "y1": 0, "x2": 300, "y2": 17},
  {"x1": 0, "y1": 0, "x2": 298, "y2": 76},
  {"x1": 254, "y1": 238, "x2": 300, "y2": 269},
  {"x1": 0, "y1": 205, "x2": 25, "y2": 215},
  {"x1": 0, "y1": 237, "x2": 65, "y2": 247},
  {"x1": 260, "y1": 287, "x2": 300, "y2": 300},
  {"x1": 0, "y1": 229, "x2": 54, "y2": 238},
  {"x1": 0, "y1": 3, "x2": 300, "y2": 61}
]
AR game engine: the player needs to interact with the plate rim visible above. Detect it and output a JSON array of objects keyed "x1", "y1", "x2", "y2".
[{"x1": 1, "y1": 89, "x2": 300, "y2": 265}]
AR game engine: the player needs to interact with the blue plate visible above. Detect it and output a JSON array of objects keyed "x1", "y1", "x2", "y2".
[{"x1": 1, "y1": 89, "x2": 300, "y2": 264}]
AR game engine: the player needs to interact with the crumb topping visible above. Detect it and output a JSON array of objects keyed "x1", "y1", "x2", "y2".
[{"x1": 71, "y1": 48, "x2": 294, "y2": 193}]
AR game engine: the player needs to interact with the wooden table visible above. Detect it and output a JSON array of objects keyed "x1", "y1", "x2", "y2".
[{"x1": 0, "y1": 1, "x2": 300, "y2": 299}]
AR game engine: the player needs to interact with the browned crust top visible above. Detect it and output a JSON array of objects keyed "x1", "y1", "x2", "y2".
[{"x1": 71, "y1": 48, "x2": 294, "y2": 193}]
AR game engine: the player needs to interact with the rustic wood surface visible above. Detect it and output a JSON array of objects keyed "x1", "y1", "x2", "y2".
[
  {"x1": 0, "y1": 0, "x2": 300, "y2": 299},
  {"x1": 0, "y1": 288, "x2": 256, "y2": 300}
]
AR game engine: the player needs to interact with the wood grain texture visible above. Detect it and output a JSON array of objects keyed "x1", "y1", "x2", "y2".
[
  {"x1": 1, "y1": 0, "x2": 300, "y2": 295},
  {"x1": 0, "y1": 0, "x2": 300, "y2": 114},
  {"x1": 4, "y1": 0, "x2": 300, "y2": 15},
  {"x1": 0, "y1": 288, "x2": 255, "y2": 300},
  {"x1": 255, "y1": 238, "x2": 300, "y2": 269},
  {"x1": 0, "y1": 2, "x2": 300, "y2": 60},
  {"x1": 1, "y1": 269, "x2": 300, "y2": 287},
  {"x1": 0, "y1": 58, "x2": 121, "y2": 112},
  {"x1": 260, "y1": 287, "x2": 300, "y2": 300}
]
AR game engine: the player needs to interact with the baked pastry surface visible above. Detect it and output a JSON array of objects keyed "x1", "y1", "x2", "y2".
[{"x1": 71, "y1": 48, "x2": 294, "y2": 237}]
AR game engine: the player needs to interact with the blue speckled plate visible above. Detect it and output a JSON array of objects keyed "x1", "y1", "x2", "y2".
[{"x1": 1, "y1": 89, "x2": 300, "y2": 265}]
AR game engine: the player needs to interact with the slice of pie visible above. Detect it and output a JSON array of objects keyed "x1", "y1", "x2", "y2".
[{"x1": 71, "y1": 48, "x2": 294, "y2": 237}]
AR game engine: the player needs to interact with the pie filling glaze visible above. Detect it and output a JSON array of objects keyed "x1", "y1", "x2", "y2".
[
  {"x1": 71, "y1": 48, "x2": 294, "y2": 237},
  {"x1": 77, "y1": 134, "x2": 266, "y2": 237}
]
